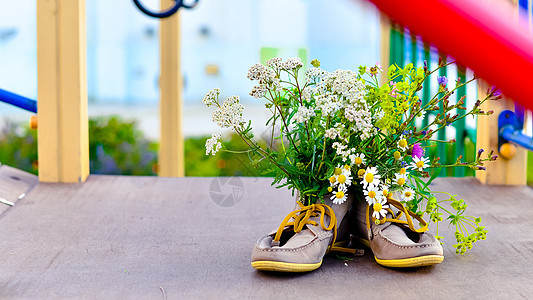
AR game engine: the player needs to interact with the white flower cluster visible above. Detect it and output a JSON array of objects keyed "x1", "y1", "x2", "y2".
[
  {"x1": 344, "y1": 103, "x2": 376, "y2": 140},
  {"x1": 205, "y1": 133, "x2": 222, "y2": 155},
  {"x1": 212, "y1": 95, "x2": 245, "y2": 130},
  {"x1": 294, "y1": 106, "x2": 316, "y2": 123},
  {"x1": 266, "y1": 57, "x2": 283, "y2": 69},
  {"x1": 250, "y1": 85, "x2": 267, "y2": 99},
  {"x1": 203, "y1": 88, "x2": 220, "y2": 107},
  {"x1": 332, "y1": 142, "x2": 357, "y2": 162},
  {"x1": 247, "y1": 63, "x2": 281, "y2": 98},
  {"x1": 325, "y1": 123, "x2": 347, "y2": 141},
  {"x1": 247, "y1": 63, "x2": 274, "y2": 81},
  {"x1": 282, "y1": 57, "x2": 303, "y2": 71},
  {"x1": 305, "y1": 67, "x2": 325, "y2": 82},
  {"x1": 327, "y1": 70, "x2": 366, "y2": 103}
]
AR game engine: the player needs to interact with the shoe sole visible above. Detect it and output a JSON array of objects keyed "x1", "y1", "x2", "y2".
[
  {"x1": 251, "y1": 260, "x2": 322, "y2": 272},
  {"x1": 374, "y1": 255, "x2": 444, "y2": 268}
]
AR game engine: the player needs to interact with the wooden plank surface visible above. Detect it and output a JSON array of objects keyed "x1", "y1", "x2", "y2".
[
  {"x1": 0, "y1": 175, "x2": 532, "y2": 298},
  {"x1": 0, "y1": 165, "x2": 38, "y2": 215}
]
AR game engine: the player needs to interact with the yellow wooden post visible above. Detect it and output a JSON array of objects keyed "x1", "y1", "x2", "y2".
[
  {"x1": 158, "y1": 1, "x2": 184, "y2": 177},
  {"x1": 475, "y1": 0, "x2": 527, "y2": 185},
  {"x1": 379, "y1": 14, "x2": 390, "y2": 85},
  {"x1": 475, "y1": 80, "x2": 527, "y2": 185},
  {"x1": 37, "y1": 0, "x2": 89, "y2": 183}
]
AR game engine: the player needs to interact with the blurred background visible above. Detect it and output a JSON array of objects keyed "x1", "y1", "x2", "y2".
[
  {"x1": 0, "y1": 0, "x2": 531, "y2": 183},
  {"x1": 0, "y1": 0, "x2": 380, "y2": 176}
]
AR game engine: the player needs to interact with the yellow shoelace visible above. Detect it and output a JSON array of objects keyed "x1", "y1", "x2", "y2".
[
  {"x1": 366, "y1": 197, "x2": 428, "y2": 233},
  {"x1": 272, "y1": 202, "x2": 337, "y2": 247}
]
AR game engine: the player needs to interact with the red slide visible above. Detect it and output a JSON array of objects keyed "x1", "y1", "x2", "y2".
[{"x1": 368, "y1": 0, "x2": 533, "y2": 111}]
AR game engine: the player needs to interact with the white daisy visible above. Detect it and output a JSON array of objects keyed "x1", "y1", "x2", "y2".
[
  {"x1": 397, "y1": 135, "x2": 409, "y2": 151},
  {"x1": 336, "y1": 170, "x2": 353, "y2": 190},
  {"x1": 372, "y1": 198, "x2": 390, "y2": 220},
  {"x1": 393, "y1": 173, "x2": 408, "y2": 187},
  {"x1": 409, "y1": 156, "x2": 430, "y2": 172},
  {"x1": 362, "y1": 167, "x2": 381, "y2": 189},
  {"x1": 401, "y1": 187, "x2": 415, "y2": 201},
  {"x1": 350, "y1": 153, "x2": 366, "y2": 167},
  {"x1": 329, "y1": 165, "x2": 347, "y2": 187},
  {"x1": 363, "y1": 186, "x2": 382, "y2": 205},
  {"x1": 330, "y1": 188, "x2": 347, "y2": 205},
  {"x1": 379, "y1": 184, "x2": 390, "y2": 199}
]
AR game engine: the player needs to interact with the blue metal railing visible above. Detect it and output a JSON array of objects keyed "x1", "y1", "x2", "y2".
[
  {"x1": 0, "y1": 88, "x2": 37, "y2": 113},
  {"x1": 499, "y1": 110, "x2": 533, "y2": 152}
]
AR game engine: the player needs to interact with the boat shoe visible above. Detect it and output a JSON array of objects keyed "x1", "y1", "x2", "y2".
[
  {"x1": 251, "y1": 193, "x2": 354, "y2": 272},
  {"x1": 351, "y1": 195, "x2": 444, "y2": 268}
]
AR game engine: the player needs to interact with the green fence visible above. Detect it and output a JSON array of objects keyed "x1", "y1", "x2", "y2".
[{"x1": 389, "y1": 25, "x2": 476, "y2": 177}]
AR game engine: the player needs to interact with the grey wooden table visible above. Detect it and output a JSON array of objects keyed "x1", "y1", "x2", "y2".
[{"x1": 0, "y1": 173, "x2": 532, "y2": 299}]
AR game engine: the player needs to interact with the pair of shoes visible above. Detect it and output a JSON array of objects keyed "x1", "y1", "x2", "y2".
[
  {"x1": 251, "y1": 192, "x2": 443, "y2": 272},
  {"x1": 251, "y1": 193, "x2": 354, "y2": 272},
  {"x1": 351, "y1": 196, "x2": 444, "y2": 268}
]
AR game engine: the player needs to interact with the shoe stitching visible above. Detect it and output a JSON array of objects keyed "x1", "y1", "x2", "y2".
[
  {"x1": 375, "y1": 233, "x2": 441, "y2": 249},
  {"x1": 255, "y1": 233, "x2": 333, "y2": 252}
]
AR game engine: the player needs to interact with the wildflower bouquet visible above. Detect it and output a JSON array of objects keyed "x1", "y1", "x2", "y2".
[{"x1": 203, "y1": 57, "x2": 500, "y2": 254}]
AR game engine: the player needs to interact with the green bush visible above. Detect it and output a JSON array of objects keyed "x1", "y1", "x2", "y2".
[
  {"x1": 0, "y1": 120, "x2": 38, "y2": 174},
  {"x1": 89, "y1": 116, "x2": 158, "y2": 175},
  {"x1": 0, "y1": 116, "x2": 272, "y2": 177},
  {"x1": 185, "y1": 133, "x2": 270, "y2": 177}
]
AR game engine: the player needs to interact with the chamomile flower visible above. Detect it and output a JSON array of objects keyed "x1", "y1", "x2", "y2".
[
  {"x1": 331, "y1": 187, "x2": 347, "y2": 205},
  {"x1": 397, "y1": 135, "x2": 409, "y2": 151},
  {"x1": 399, "y1": 167, "x2": 407, "y2": 175},
  {"x1": 379, "y1": 184, "x2": 390, "y2": 199},
  {"x1": 410, "y1": 156, "x2": 430, "y2": 172},
  {"x1": 350, "y1": 153, "x2": 366, "y2": 167},
  {"x1": 363, "y1": 186, "x2": 381, "y2": 205},
  {"x1": 336, "y1": 169, "x2": 353, "y2": 190},
  {"x1": 393, "y1": 173, "x2": 408, "y2": 186},
  {"x1": 362, "y1": 167, "x2": 381, "y2": 189},
  {"x1": 372, "y1": 198, "x2": 389, "y2": 220},
  {"x1": 401, "y1": 187, "x2": 415, "y2": 201}
]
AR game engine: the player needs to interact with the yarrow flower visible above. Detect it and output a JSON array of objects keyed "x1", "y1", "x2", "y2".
[
  {"x1": 212, "y1": 95, "x2": 245, "y2": 130},
  {"x1": 250, "y1": 85, "x2": 267, "y2": 99},
  {"x1": 205, "y1": 133, "x2": 222, "y2": 155},
  {"x1": 203, "y1": 88, "x2": 220, "y2": 107},
  {"x1": 282, "y1": 57, "x2": 303, "y2": 70},
  {"x1": 410, "y1": 156, "x2": 430, "y2": 172},
  {"x1": 265, "y1": 57, "x2": 283, "y2": 69},
  {"x1": 294, "y1": 106, "x2": 316, "y2": 123}
]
